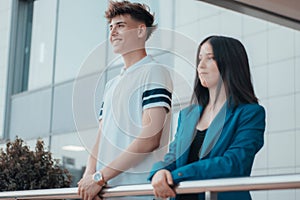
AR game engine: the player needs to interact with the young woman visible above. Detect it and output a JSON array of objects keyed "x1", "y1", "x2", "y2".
[{"x1": 149, "y1": 35, "x2": 266, "y2": 200}]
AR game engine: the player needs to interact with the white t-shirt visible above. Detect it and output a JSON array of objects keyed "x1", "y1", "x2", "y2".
[{"x1": 97, "y1": 56, "x2": 173, "y2": 187}]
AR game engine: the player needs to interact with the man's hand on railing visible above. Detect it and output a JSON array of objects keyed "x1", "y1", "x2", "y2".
[
  {"x1": 78, "y1": 174, "x2": 103, "y2": 200},
  {"x1": 151, "y1": 169, "x2": 176, "y2": 199}
]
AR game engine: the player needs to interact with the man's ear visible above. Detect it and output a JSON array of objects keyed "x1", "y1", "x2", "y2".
[{"x1": 137, "y1": 24, "x2": 147, "y2": 38}]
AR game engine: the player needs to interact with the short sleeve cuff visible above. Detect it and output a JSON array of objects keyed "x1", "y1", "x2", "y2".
[{"x1": 142, "y1": 88, "x2": 172, "y2": 112}]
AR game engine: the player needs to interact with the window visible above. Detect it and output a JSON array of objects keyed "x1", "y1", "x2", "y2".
[{"x1": 3, "y1": 0, "x2": 34, "y2": 139}]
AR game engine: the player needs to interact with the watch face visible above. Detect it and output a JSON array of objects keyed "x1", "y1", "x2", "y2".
[
  {"x1": 94, "y1": 172, "x2": 101, "y2": 181},
  {"x1": 93, "y1": 171, "x2": 106, "y2": 186}
]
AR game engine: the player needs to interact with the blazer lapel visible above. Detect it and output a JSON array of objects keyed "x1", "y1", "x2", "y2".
[
  {"x1": 177, "y1": 106, "x2": 202, "y2": 166},
  {"x1": 199, "y1": 103, "x2": 233, "y2": 159}
]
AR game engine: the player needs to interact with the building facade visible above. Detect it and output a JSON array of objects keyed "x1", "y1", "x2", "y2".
[{"x1": 0, "y1": 0, "x2": 299, "y2": 199}]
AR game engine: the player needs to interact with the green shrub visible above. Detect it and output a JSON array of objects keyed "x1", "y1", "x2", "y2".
[{"x1": 0, "y1": 137, "x2": 72, "y2": 192}]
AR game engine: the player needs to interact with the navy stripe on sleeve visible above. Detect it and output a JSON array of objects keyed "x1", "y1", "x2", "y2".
[
  {"x1": 142, "y1": 88, "x2": 172, "y2": 109},
  {"x1": 142, "y1": 88, "x2": 172, "y2": 99},
  {"x1": 99, "y1": 102, "x2": 104, "y2": 117}
]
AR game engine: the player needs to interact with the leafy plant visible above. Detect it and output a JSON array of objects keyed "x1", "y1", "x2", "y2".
[{"x1": 0, "y1": 137, "x2": 72, "y2": 192}]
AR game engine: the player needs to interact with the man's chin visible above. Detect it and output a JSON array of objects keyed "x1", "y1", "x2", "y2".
[
  {"x1": 112, "y1": 46, "x2": 123, "y2": 54},
  {"x1": 112, "y1": 49, "x2": 121, "y2": 54},
  {"x1": 112, "y1": 47, "x2": 137, "y2": 55}
]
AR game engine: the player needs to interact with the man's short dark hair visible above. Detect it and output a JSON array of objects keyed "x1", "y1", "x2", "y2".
[{"x1": 105, "y1": 0, "x2": 157, "y2": 40}]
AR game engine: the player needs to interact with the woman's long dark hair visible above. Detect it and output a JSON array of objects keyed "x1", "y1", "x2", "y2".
[{"x1": 191, "y1": 35, "x2": 258, "y2": 107}]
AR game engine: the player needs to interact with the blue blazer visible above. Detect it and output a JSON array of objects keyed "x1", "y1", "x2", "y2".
[{"x1": 149, "y1": 103, "x2": 266, "y2": 200}]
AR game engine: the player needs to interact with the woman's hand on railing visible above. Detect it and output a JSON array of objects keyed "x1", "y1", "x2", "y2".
[{"x1": 151, "y1": 169, "x2": 176, "y2": 199}]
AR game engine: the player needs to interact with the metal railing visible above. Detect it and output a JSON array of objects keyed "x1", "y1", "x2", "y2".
[{"x1": 0, "y1": 174, "x2": 300, "y2": 200}]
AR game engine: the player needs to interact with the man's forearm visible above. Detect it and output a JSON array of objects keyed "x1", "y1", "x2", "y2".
[
  {"x1": 101, "y1": 132, "x2": 162, "y2": 181},
  {"x1": 100, "y1": 107, "x2": 167, "y2": 183},
  {"x1": 84, "y1": 122, "x2": 102, "y2": 176}
]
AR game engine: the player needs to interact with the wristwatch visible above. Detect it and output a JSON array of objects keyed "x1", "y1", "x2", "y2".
[{"x1": 92, "y1": 171, "x2": 106, "y2": 186}]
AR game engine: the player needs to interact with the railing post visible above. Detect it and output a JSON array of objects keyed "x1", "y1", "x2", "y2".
[{"x1": 205, "y1": 191, "x2": 217, "y2": 200}]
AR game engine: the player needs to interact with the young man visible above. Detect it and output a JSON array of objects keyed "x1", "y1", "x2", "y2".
[{"x1": 77, "y1": 1, "x2": 173, "y2": 200}]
